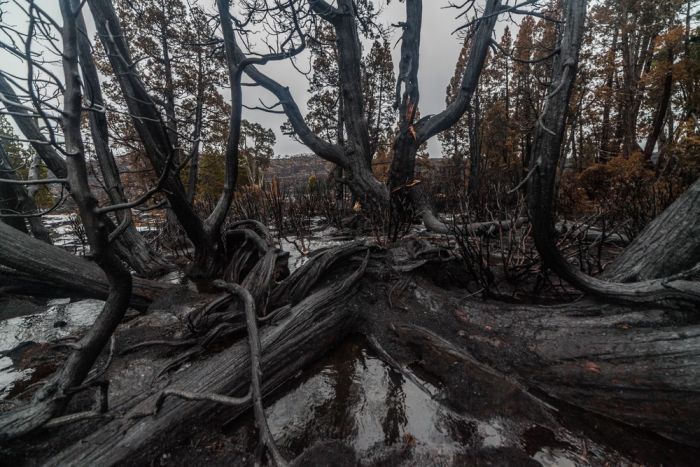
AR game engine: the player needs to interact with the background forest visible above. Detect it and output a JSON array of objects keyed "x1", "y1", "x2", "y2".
[{"x1": 3, "y1": 0, "x2": 697, "y2": 246}]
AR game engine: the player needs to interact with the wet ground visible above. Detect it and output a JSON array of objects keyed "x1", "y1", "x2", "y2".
[
  {"x1": 1, "y1": 223, "x2": 697, "y2": 465},
  {"x1": 0, "y1": 297, "x2": 104, "y2": 400},
  {"x1": 180, "y1": 338, "x2": 636, "y2": 466},
  {"x1": 1, "y1": 294, "x2": 697, "y2": 465}
]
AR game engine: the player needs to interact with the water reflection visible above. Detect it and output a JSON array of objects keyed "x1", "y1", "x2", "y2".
[
  {"x1": 382, "y1": 369, "x2": 406, "y2": 445},
  {"x1": 242, "y1": 338, "x2": 475, "y2": 463},
  {"x1": 0, "y1": 298, "x2": 104, "y2": 399},
  {"x1": 224, "y1": 337, "x2": 670, "y2": 465}
]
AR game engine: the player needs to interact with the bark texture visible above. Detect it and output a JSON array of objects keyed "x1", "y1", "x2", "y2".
[
  {"x1": 0, "y1": 220, "x2": 169, "y2": 310},
  {"x1": 603, "y1": 177, "x2": 700, "y2": 282},
  {"x1": 45, "y1": 250, "x2": 369, "y2": 466}
]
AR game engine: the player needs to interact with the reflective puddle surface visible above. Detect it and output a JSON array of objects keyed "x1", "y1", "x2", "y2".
[
  {"x1": 229, "y1": 338, "x2": 636, "y2": 466},
  {"x1": 0, "y1": 298, "x2": 104, "y2": 399}
]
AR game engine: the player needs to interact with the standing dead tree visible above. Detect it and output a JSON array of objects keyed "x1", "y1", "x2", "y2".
[
  {"x1": 0, "y1": 0, "x2": 133, "y2": 439},
  {"x1": 234, "y1": 0, "x2": 517, "y2": 227},
  {"x1": 84, "y1": 0, "x2": 305, "y2": 279}
]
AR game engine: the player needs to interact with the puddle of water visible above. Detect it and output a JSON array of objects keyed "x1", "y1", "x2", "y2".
[
  {"x1": 262, "y1": 340, "x2": 466, "y2": 460},
  {"x1": 0, "y1": 299, "x2": 103, "y2": 353},
  {"x1": 0, "y1": 298, "x2": 104, "y2": 399},
  {"x1": 222, "y1": 335, "x2": 674, "y2": 466},
  {"x1": 229, "y1": 338, "x2": 602, "y2": 465},
  {"x1": 259, "y1": 343, "x2": 454, "y2": 463},
  {"x1": 0, "y1": 356, "x2": 34, "y2": 399}
]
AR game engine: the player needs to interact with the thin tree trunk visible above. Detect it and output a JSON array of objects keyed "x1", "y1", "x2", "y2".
[
  {"x1": 643, "y1": 48, "x2": 674, "y2": 161},
  {"x1": 0, "y1": 1, "x2": 134, "y2": 439},
  {"x1": 76, "y1": 8, "x2": 172, "y2": 278}
]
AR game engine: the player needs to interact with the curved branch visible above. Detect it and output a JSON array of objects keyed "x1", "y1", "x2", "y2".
[
  {"x1": 415, "y1": 0, "x2": 502, "y2": 143},
  {"x1": 212, "y1": 280, "x2": 288, "y2": 467}
]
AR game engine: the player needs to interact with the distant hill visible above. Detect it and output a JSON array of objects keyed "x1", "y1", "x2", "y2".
[
  {"x1": 265, "y1": 153, "x2": 458, "y2": 190},
  {"x1": 265, "y1": 154, "x2": 334, "y2": 188}
]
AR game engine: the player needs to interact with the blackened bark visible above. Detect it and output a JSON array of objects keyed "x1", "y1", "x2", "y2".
[
  {"x1": 0, "y1": 220, "x2": 168, "y2": 310},
  {"x1": 390, "y1": 0, "x2": 501, "y2": 231},
  {"x1": 76, "y1": 9, "x2": 172, "y2": 278},
  {"x1": 0, "y1": 1, "x2": 133, "y2": 440},
  {"x1": 87, "y1": 0, "x2": 209, "y2": 251},
  {"x1": 45, "y1": 252, "x2": 369, "y2": 465},
  {"x1": 603, "y1": 177, "x2": 700, "y2": 282},
  {"x1": 389, "y1": 0, "x2": 422, "y2": 192}
]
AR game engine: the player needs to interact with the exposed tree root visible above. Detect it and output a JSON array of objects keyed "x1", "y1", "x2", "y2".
[{"x1": 213, "y1": 280, "x2": 288, "y2": 467}]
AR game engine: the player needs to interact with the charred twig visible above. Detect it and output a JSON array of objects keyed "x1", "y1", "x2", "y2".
[{"x1": 212, "y1": 280, "x2": 287, "y2": 467}]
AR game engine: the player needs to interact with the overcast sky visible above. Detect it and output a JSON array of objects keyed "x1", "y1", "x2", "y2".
[
  {"x1": 0, "y1": 1, "x2": 498, "y2": 158},
  {"x1": 241, "y1": 1, "x2": 470, "y2": 157}
]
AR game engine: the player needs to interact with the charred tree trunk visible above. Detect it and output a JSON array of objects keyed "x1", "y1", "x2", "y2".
[
  {"x1": 603, "y1": 177, "x2": 700, "y2": 282},
  {"x1": 11, "y1": 246, "x2": 698, "y2": 461},
  {"x1": 186, "y1": 50, "x2": 205, "y2": 204},
  {"x1": 0, "y1": 2, "x2": 133, "y2": 439},
  {"x1": 310, "y1": 0, "x2": 390, "y2": 213},
  {"x1": 76, "y1": 9, "x2": 172, "y2": 278},
  {"x1": 88, "y1": 0, "x2": 217, "y2": 274},
  {"x1": 86, "y1": 0, "x2": 254, "y2": 280},
  {"x1": 0, "y1": 220, "x2": 168, "y2": 310},
  {"x1": 390, "y1": 0, "x2": 501, "y2": 232},
  {"x1": 43, "y1": 250, "x2": 369, "y2": 465},
  {"x1": 422, "y1": 297, "x2": 700, "y2": 447}
]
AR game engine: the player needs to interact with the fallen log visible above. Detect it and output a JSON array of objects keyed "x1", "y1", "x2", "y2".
[
  {"x1": 44, "y1": 250, "x2": 369, "y2": 466},
  {"x1": 603, "y1": 177, "x2": 700, "y2": 282},
  {"x1": 450, "y1": 299, "x2": 700, "y2": 447},
  {"x1": 5, "y1": 245, "x2": 699, "y2": 463},
  {"x1": 0, "y1": 221, "x2": 170, "y2": 310}
]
